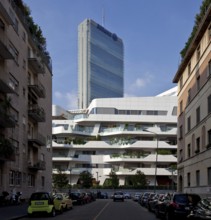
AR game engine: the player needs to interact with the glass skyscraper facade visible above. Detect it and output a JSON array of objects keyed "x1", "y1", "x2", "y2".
[{"x1": 78, "y1": 19, "x2": 124, "y2": 109}]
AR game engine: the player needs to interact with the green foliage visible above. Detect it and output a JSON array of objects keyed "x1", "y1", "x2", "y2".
[
  {"x1": 180, "y1": 0, "x2": 211, "y2": 58},
  {"x1": 127, "y1": 171, "x2": 147, "y2": 187},
  {"x1": 79, "y1": 171, "x2": 93, "y2": 188},
  {"x1": 52, "y1": 171, "x2": 68, "y2": 189},
  {"x1": 157, "y1": 149, "x2": 172, "y2": 155},
  {"x1": 109, "y1": 171, "x2": 119, "y2": 188}
]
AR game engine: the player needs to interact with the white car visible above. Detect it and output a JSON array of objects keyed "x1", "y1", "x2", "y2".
[{"x1": 113, "y1": 191, "x2": 124, "y2": 202}]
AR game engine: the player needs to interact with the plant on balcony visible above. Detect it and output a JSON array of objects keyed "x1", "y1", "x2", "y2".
[
  {"x1": 0, "y1": 138, "x2": 14, "y2": 159},
  {"x1": 180, "y1": 0, "x2": 211, "y2": 59}
]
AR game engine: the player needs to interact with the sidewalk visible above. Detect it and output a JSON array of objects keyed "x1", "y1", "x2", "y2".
[{"x1": 0, "y1": 203, "x2": 28, "y2": 220}]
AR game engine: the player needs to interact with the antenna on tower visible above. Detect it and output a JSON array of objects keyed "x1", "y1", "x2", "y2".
[{"x1": 102, "y1": 7, "x2": 105, "y2": 27}]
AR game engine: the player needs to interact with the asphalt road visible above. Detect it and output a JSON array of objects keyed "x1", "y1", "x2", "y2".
[{"x1": 21, "y1": 199, "x2": 157, "y2": 220}]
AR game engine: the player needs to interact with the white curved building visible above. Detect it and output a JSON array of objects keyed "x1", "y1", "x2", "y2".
[{"x1": 52, "y1": 91, "x2": 177, "y2": 187}]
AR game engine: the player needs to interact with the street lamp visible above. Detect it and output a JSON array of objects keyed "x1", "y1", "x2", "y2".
[{"x1": 143, "y1": 129, "x2": 159, "y2": 193}]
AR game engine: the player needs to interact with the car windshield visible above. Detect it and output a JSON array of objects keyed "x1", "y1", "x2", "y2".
[{"x1": 30, "y1": 193, "x2": 49, "y2": 200}]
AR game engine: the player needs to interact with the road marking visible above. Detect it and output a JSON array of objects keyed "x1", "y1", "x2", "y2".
[{"x1": 93, "y1": 201, "x2": 111, "y2": 220}]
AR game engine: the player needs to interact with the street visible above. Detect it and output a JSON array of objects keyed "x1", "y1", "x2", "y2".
[{"x1": 22, "y1": 199, "x2": 157, "y2": 220}]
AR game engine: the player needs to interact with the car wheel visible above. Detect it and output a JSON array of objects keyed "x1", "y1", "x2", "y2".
[
  {"x1": 60, "y1": 206, "x2": 63, "y2": 214},
  {"x1": 155, "y1": 208, "x2": 160, "y2": 218},
  {"x1": 51, "y1": 208, "x2": 56, "y2": 217},
  {"x1": 166, "y1": 211, "x2": 174, "y2": 220}
]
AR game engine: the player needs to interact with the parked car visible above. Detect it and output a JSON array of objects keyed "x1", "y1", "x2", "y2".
[
  {"x1": 99, "y1": 192, "x2": 108, "y2": 199},
  {"x1": 113, "y1": 191, "x2": 124, "y2": 202},
  {"x1": 145, "y1": 192, "x2": 156, "y2": 209},
  {"x1": 133, "y1": 193, "x2": 142, "y2": 202},
  {"x1": 188, "y1": 197, "x2": 211, "y2": 219},
  {"x1": 69, "y1": 192, "x2": 85, "y2": 205},
  {"x1": 139, "y1": 192, "x2": 151, "y2": 206},
  {"x1": 27, "y1": 192, "x2": 63, "y2": 217},
  {"x1": 53, "y1": 193, "x2": 73, "y2": 210},
  {"x1": 124, "y1": 192, "x2": 132, "y2": 199},
  {"x1": 155, "y1": 193, "x2": 201, "y2": 220},
  {"x1": 148, "y1": 193, "x2": 164, "y2": 212},
  {"x1": 155, "y1": 193, "x2": 172, "y2": 218}
]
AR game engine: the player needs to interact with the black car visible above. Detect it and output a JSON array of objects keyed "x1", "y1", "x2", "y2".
[
  {"x1": 139, "y1": 192, "x2": 151, "y2": 206},
  {"x1": 148, "y1": 193, "x2": 164, "y2": 212},
  {"x1": 188, "y1": 197, "x2": 211, "y2": 219},
  {"x1": 156, "y1": 193, "x2": 201, "y2": 220},
  {"x1": 69, "y1": 192, "x2": 85, "y2": 205},
  {"x1": 113, "y1": 191, "x2": 124, "y2": 202}
]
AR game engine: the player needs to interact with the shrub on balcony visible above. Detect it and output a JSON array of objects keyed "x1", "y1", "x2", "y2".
[{"x1": 0, "y1": 138, "x2": 14, "y2": 158}]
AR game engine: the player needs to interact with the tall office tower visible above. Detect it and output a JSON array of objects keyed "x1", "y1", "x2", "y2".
[{"x1": 78, "y1": 19, "x2": 124, "y2": 109}]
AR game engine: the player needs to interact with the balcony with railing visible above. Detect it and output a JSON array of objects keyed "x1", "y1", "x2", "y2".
[
  {"x1": 28, "y1": 160, "x2": 46, "y2": 171},
  {"x1": 28, "y1": 105, "x2": 46, "y2": 122},
  {"x1": 28, "y1": 132, "x2": 46, "y2": 146},
  {"x1": 28, "y1": 50, "x2": 45, "y2": 74},
  {"x1": 0, "y1": 137, "x2": 15, "y2": 161},
  {"x1": 28, "y1": 81, "x2": 46, "y2": 98},
  {"x1": 0, "y1": 105, "x2": 16, "y2": 128},
  {"x1": 0, "y1": 79, "x2": 15, "y2": 94},
  {"x1": 0, "y1": 2, "x2": 13, "y2": 25},
  {"x1": 0, "y1": 39, "x2": 14, "y2": 60}
]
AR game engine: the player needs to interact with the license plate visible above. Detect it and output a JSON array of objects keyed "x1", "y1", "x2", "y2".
[{"x1": 35, "y1": 201, "x2": 44, "y2": 205}]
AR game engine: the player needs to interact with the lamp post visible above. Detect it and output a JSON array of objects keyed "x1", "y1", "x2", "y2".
[
  {"x1": 143, "y1": 129, "x2": 159, "y2": 193},
  {"x1": 96, "y1": 171, "x2": 98, "y2": 182}
]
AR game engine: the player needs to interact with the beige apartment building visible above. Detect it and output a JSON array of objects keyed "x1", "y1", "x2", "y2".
[
  {"x1": 0, "y1": 0, "x2": 52, "y2": 198},
  {"x1": 173, "y1": 4, "x2": 211, "y2": 197}
]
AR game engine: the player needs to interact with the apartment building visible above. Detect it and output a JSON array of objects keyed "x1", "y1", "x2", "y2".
[
  {"x1": 52, "y1": 92, "x2": 177, "y2": 188},
  {"x1": 78, "y1": 19, "x2": 124, "y2": 109},
  {"x1": 173, "y1": 4, "x2": 211, "y2": 196},
  {"x1": 0, "y1": 0, "x2": 52, "y2": 198}
]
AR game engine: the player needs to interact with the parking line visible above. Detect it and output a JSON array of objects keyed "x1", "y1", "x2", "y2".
[{"x1": 93, "y1": 201, "x2": 111, "y2": 220}]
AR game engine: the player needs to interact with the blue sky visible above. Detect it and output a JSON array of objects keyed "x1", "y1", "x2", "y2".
[{"x1": 24, "y1": 0, "x2": 202, "y2": 110}]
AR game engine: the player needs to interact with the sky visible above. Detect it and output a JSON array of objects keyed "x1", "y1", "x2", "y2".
[{"x1": 24, "y1": 0, "x2": 203, "y2": 110}]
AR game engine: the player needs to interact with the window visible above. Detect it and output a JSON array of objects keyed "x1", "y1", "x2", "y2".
[
  {"x1": 179, "y1": 125, "x2": 183, "y2": 139},
  {"x1": 196, "y1": 137, "x2": 200, "y2": 153},
  {"x1": 180, "y1": 100, "x2": 183, "y2": 115},
  {"x1": 187, "y1": 144, "x2": 191, "y2": 158},
  {"x1": 15, "y1": 172, "x2": 21, "y2": 186},
  {"x1": 9, "y1": 8, "x2": 18, "y2": 33},
  {"x1": 180, "y1": 75, "x2": 183, "y2": 89},
  {"x1": 208, "y1": 95, "x2": 211, "y2": 114},
  {"x1": 188, "y1": 62, "x2": 191, "y2": 76},
  {"x1": 207, "y1": 129, "x2": 211, "y2": 149},
  {"x1": 9, "y1": 170, "x2": 15, "y2": 186},
  {"x1": 208, "y1": 60, "x2": 211, "y2": 76},
  {"x1": 196, "y1": 107, "x2": 200, "y2": 124},
  {"x1": 197, "y1": 75, "x2": 200, "y2": 91},
  {"x1": 187, "y1": 172, "x2": 191, "y2": 187},
  {"x1": 197, "y1": 45, "x2": 200, "y2": 61},
  {"x1": 187, "y1": 116, "x2": 191, "y2": 132},
  {"x1": 41, "y1": 176, "x2": 45, "y2": 187},
  {"x1": 188, "y1": 88, "x2": 191, "y2": 103},
  {"x1": 9, "y1": 43, "x2": 19, "y2": 64},
  {"x1": 208, "y1": 167, "x2": 211, "y2": 185},
  {"x1": 9, "y1": 73, "x2": 19, "y2": 93},
  {"x1": 172, "y1": 106, "x2": 177, "y2": 116},
  {"x1": 196, "y1": 170, "x2": 200, "y2": 186},
  {"x1": 27, "y1": 174, "x2": 35, "y2": 187}
]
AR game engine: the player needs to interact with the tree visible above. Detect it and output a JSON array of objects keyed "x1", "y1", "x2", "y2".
[
  {"x1": 79, "y1": 171, "x2": 93, "y2": 188},
  {"x1": 52, "y1": 170, "x2": 68, "y2": 190},
  {"x1": 109, "y1": 171, "x2": 119, "y2": 188},
  {"x1": 132, "y1": 171, "x2": 147, "y2": 187}
]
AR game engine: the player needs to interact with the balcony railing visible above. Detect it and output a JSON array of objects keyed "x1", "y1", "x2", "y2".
[
  {"x1": 28, "y1": 82, "x2": 46, "y2": 98},
  {"x1": 0, "y1": 105, "x2": 16, "y2": 128},
  {"x1": 0, "y1": 40, "x2": 14, "y2": 60},
  {"x1": 28, "y1": 132, "x2": 46, "y2": 146},
  {"x1": 28, "y1": 105, "x2": 46, "y2": 122},
  {"x1": 28, "y1": 160, "x2": 46, "y2": 171},
  {"x1": 0, "y1": 79, "x2": 15, "y2": 94},
  {"x1": 28, "y1": 50, "x2": 45, "y2": 74}
]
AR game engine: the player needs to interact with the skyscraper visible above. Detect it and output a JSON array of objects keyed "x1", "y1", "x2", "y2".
[{"x1": 78, "y1": 19, "x2": 124, "y2": 109}]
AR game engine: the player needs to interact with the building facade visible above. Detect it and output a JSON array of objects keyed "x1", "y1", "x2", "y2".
[
  {"x1": 52, "y1": 92, "x2": 177, "y2": 188},
  {"x1": 78, "y1": 19, "x2": 124, "y2": 109},
  {"x1": 0, "y1": 0, "x2": 52, "y2": 198},
  {"x1": 173, "y1": 4, "x2": 211, "y2": 197}
]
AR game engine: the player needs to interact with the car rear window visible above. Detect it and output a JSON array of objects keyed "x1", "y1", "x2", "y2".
[
  {"x1": 31, "y1": 193, "x2": 49, "y2": 200},
  {"x1": 174, "y1": 195, "x2": 188, "y2": 204}
]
